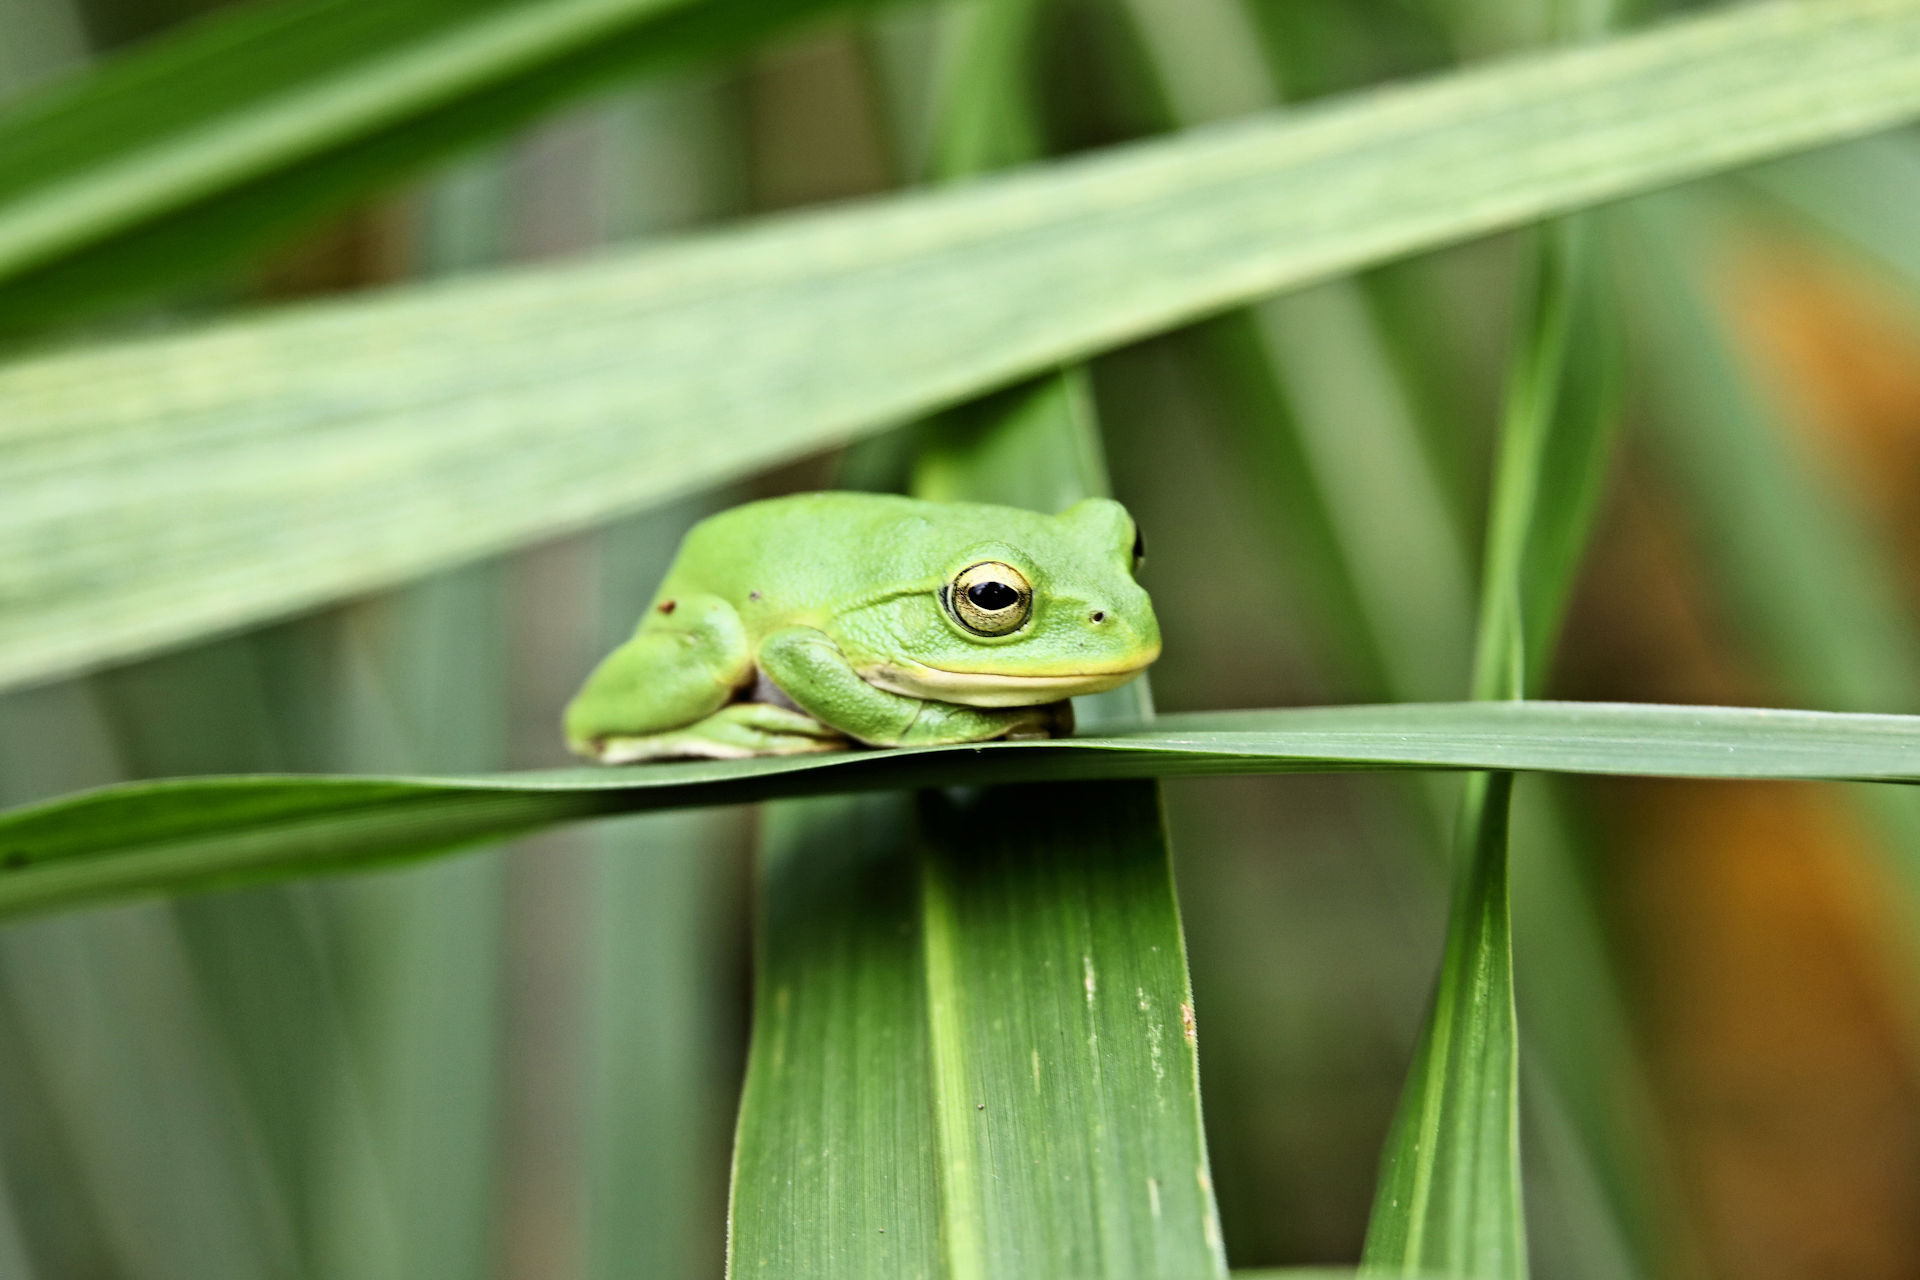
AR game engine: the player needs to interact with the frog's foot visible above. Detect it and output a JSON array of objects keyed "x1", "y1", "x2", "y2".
[
  {"x1": 590, "y1": 702, "x2": 851, "y2": 762},
  {"x1": 1001, "y1": 700, "x2": 1074, "y2": 741}
]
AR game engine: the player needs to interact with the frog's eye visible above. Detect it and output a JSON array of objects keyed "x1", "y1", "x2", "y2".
[
  {"x1": 1131, "y1": 523, "x2": 1146, "y2": 571},
  {"x1": 948, "y1": 561, "x2": 1033, "y2": 636}
]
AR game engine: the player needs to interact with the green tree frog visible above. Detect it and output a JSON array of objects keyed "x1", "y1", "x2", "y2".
[{"x1": 564, "y1": 492, "x2": 1159, "y2": 761}]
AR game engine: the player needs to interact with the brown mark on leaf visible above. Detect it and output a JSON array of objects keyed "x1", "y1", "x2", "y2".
[{"x1": 1180, "y1": 1001, "x2": 1197, "y2": 1047}]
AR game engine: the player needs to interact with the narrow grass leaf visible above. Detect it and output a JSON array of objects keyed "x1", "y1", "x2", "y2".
[
  {"x1": 1364, "y1": 222, "x2": 1612, "y2": 1280},
  {"x1": 1117, "y1": 6, "x2": 1660, "y2": 1273},
  {"x1": 6, "y1": 0, "x2": 1920, "y2": 690},
  {"x1": 4, "y1": 702, "x2": 1920, "y2": 921}
]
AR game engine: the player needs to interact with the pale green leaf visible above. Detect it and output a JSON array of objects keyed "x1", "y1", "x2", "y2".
[{"x1": 7, "y1": 0, "x2": 1920, "y2": 690}]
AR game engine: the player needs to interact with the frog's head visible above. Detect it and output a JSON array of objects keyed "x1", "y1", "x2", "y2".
[{"x1": 851, "y1": 497, "x2": 1161, "y2": 708}]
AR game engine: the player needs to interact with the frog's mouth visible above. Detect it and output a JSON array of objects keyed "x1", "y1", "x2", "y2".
[{"x1": 857, "y1": 657, "x2": 1155, "y2": 708}]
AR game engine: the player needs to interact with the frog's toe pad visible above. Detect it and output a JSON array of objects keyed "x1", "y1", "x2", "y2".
[{"x1": 591, "y1": 733, "x2": 845, "y2": 762}]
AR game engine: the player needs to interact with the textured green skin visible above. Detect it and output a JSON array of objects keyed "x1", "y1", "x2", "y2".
[{"x1": 564, "y1": 492, "x2": 1159, "y2": 759}]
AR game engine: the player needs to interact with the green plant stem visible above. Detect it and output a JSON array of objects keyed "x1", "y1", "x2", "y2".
[{"x1": 1363, "y1": 222, "x2": 1614, "y2": 1279}]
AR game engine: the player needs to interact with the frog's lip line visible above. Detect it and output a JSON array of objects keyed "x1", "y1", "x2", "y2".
[{"x1": 858, "y1": 658, "x2": 1155, "y2": 708}]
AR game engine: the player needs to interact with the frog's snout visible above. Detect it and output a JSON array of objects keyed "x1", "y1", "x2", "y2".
[{"x1": 1077, "y1": 598, "x2": 1161, "y2": 664}]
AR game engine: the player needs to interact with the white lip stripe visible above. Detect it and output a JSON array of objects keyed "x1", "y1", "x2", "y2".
[{"x1": 858, "y1": 661, "x2": 1150, "y2": 708}]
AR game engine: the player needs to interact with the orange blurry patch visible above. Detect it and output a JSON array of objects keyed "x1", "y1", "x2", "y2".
[
  {"x1": 1612, "y1": 779, "x2": 1920, "y2": 1280},
  {"x1": 1717, "y1": 232, "x2": 1920, "y2": 519}
]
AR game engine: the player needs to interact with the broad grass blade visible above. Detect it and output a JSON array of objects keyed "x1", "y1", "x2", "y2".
[
  {"x1": 728, "y1": 793, "x2": 943, "y2": 1276},
  {"x1": 7, "y1": 0, "x2": 1920, "y2": 690},
  {"x1": 730, "y1": 12, "x2": 1222, "y2": 1269}
]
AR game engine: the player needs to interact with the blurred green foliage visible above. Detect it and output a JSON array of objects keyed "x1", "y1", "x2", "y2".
[{"x1": 3, "y1": 0, "x2": 1920, "y2": 1277}]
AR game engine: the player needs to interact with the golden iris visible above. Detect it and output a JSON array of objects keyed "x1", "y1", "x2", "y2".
[{"x1": 948, "y1": 561, "x2": 1033, "y2": 636}]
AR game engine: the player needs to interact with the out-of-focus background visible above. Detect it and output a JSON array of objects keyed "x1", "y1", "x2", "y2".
[{"x1": 2, "y1": 1, "x2": 1919, "y2": 1277}]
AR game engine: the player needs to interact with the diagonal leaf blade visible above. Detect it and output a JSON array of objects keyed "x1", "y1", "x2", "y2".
[{"x1": 6, "y1": 0, "x2": 1920, "y2": 691}]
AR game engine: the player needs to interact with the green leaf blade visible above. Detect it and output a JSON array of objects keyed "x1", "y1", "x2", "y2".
[
  {"x1": 8, "y1": 701, "x2": 1920, "y2": 922},
  {"x1": 1363, "y1": 772, "x2": 1523, "y2": 1278},
  {"x1": 727, "y1": 794, "x2": 945, "y2": 1279},
  {"x1": 912, "y1": 782, "x2": 1222, "y2": 1276},
  {"x1": 730, "y1": 783, "x2": 1223, "y2": 1280}
]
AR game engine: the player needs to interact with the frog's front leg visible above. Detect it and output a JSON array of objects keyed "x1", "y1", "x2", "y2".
[
  {"x1": 757, "y1": 626, "x2": 1070, "y2": 747},
  {"x1": 565, "y1": 594, "x2": 845, "y2": 762},
  {"x1": 564, "y1": 592, "x2": 753, "y2": 760}
]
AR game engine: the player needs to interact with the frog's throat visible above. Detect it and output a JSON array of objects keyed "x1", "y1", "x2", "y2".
[{"x1": 856, "y1": 659, "x2": 1150, "y2": 708}]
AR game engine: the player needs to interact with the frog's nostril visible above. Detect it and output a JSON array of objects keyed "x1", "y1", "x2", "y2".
[{"x1": 1090, "y1": 611, "x2": 1106, "y2": 624}]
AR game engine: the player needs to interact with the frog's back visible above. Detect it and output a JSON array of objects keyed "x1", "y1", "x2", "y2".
[
  {"x1": 660, "y1": 493, "x2": 918, "y2": 604},
  {"x1": 657, "y1": 491, "x2": 1044, "y2": 615}
]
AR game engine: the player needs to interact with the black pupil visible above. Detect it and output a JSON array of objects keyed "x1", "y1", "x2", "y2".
[{"x1": 966, "y1": 580, "x2": 1020, "y2": 612}]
